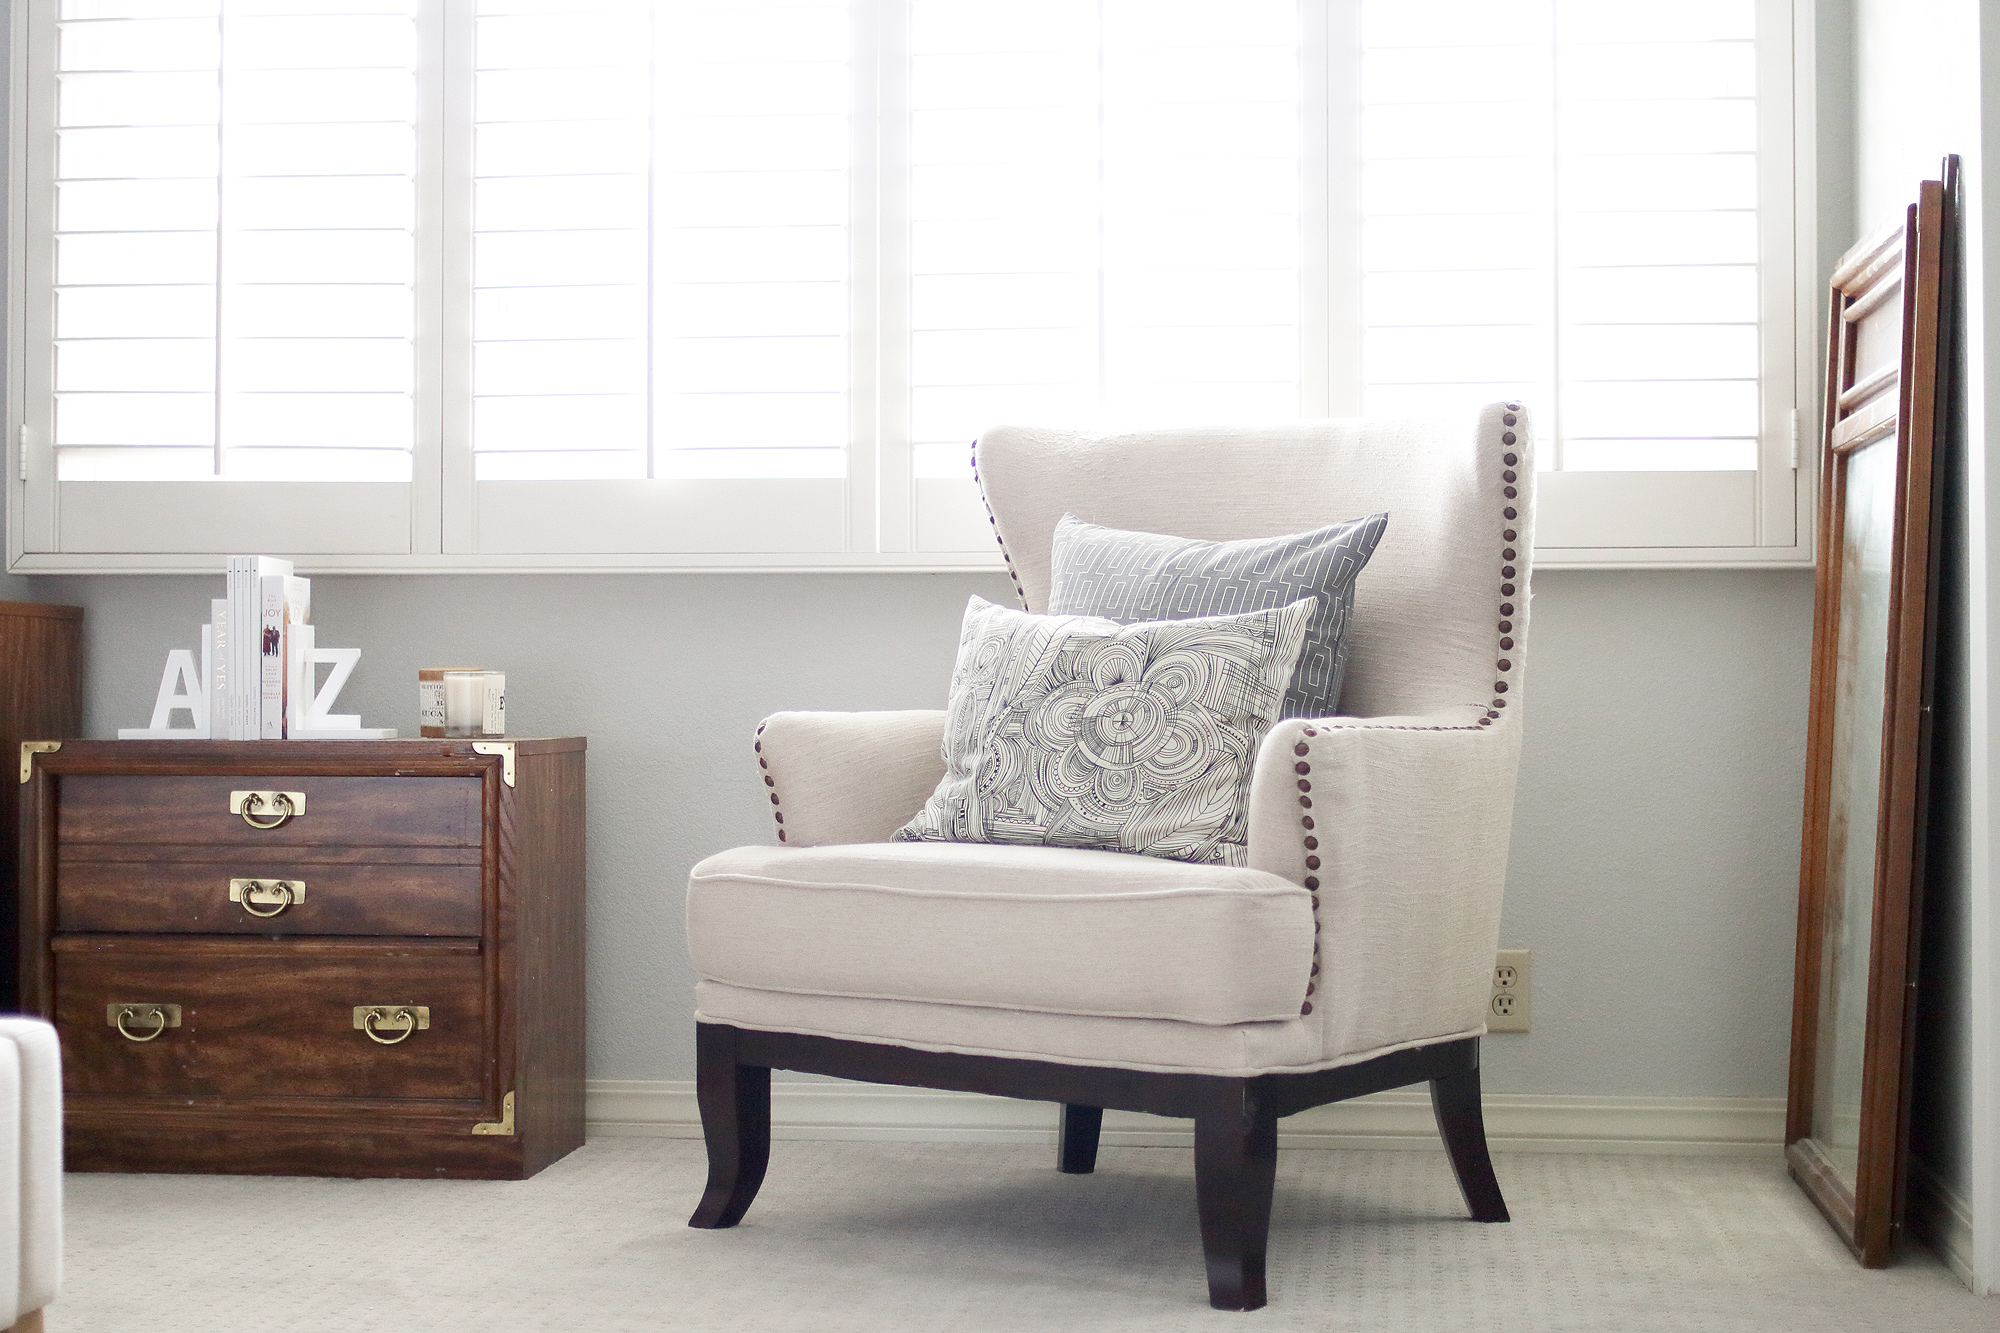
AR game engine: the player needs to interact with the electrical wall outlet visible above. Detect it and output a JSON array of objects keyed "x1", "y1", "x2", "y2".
[{"x1": 1488, "y1": 949, "x2": 1531, "y2": 1032}]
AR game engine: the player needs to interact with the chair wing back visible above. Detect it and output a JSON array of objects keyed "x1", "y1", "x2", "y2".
[{"x1": 973, "y1": 403, "x2": 1531, "y2": 720}]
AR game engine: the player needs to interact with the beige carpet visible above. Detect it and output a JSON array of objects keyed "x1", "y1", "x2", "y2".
[{"x1": 42, "y1": 1140, "x2": 1991, "y2": 1331}]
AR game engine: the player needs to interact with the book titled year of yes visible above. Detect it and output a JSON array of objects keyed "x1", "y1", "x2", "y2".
[{"x1": 260, "y1": 574, "x2": 311, "y2": 739}]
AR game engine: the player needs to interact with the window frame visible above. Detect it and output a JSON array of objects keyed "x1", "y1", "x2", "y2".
[{"x1": 5, "y1": 0, "x2": 1819, "y2": 575}]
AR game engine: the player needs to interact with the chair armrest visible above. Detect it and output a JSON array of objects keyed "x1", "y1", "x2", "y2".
[
  {"x1": 1247, "y1": 710, "x2": 1522, "y2": 1061},
  {"x1": 0, "y1": 1019, "x2": 58, "y2": 1323},
  {"x1": 755, "y1": 710, "x2": 947, "y2": 846}
]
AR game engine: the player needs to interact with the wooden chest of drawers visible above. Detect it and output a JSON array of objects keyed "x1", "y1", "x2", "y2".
[
  {"x1": 17, "y1": 738, "x2": 585, "y2": 1179},
  {"x1": 0, "y1": 600, "x2": 83, "y2": 1012}
]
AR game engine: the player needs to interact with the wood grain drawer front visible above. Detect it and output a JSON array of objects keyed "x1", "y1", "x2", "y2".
[
  {"x1": 57, "y1": 775, "x2": 483, "y2": 848},
  {"x1": 56, "y1": 940, "x2": 485, "y2": 1101},
  {"x1": 57, "y1": 858, "x2": 482, "y2": 936}
]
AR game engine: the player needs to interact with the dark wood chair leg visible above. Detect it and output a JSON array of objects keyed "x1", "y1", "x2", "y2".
[
  {"x1": 1429, "y1": 1054, "x2": 1509, "y2": 1223},
  {"x1": 1193, "y1": 1082, "x2": 1278, "y2": 1311},
  {"x1": 689, "y1": 1024, "x2": 772, "y2": 1229},
  {"x1": 1057, "y1": 1104, "x2": 1103, "y2": 1174}
]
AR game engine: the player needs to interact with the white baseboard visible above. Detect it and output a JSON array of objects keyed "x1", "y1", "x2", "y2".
[
  {"x1": 587, "y1": 1079, "x2": 1784, "y2": 1156},
  {"x1": 1907, "y1": 1157, "x2": 1976, "y2": 1289}
]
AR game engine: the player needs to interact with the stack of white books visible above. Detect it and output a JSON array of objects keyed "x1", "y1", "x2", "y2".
[
  {"x1": 119, "y1": 556, "x2": 395, "y2": 741},
  {"x1": 218, "y1": 556, "x2": 313, "y2": 741}
]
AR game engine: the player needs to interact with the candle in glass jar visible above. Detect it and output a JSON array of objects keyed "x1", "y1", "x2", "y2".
[
  {"x1": 440, "y1": 669, "x2": 504, "y2": 738},
  {"x1": 443, "y1": 671, "x2": 483, "y2": 737},
  {"x1": 419, "y1": 667, "x2": 479, "y2": 738}
]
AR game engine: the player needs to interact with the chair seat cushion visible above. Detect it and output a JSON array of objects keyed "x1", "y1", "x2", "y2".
[{"x1": 687, "y1": 842, "x2": 1316, "y2": 1026}]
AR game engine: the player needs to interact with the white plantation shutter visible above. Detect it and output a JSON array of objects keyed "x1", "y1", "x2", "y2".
[
  {"x1": 52, "y1": 4, "x2": 223, "y2": 482},
  {"x1": 905, "y1": 0, "x2": 1303, "y2": 482},
  {"x1": 469, "y1": 0, "x2": 849, "y2": 484},
  {"x1": 460, "y1": 0, "x2": 851, "y2": 554},
  {"x1": 208, "y1": 3, "x2": 417, "y2": 483},
  {"x1": 29, "y1": 0, "x2": 422, "y2": 555},
  {"x1": 471, "y1": 0, "x2": 654, "y2": 483},
  {"x1": 12, "y1": 0, "x2": 1806, "y2": 567},
  {"x1": 1358, "y1": 0, "x2": 1798, "y2": 553}
]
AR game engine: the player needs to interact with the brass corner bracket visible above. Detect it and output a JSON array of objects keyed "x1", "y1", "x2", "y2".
[
  {"x1": 472, "y1": 1090, "x2": 515, "y2": 1136},
  {"x1": 472, "y1": 741, "x2": 515, "y2": 787},
  {"x1": 19, "y1": 741, "x2": 59, "y2": 784}
]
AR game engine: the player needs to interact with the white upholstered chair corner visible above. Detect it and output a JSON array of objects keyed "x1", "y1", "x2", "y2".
[
  {"x1": 683, "y1": 404, "x2": 1533, "y2": 1311},
  {"x1": 0, "y1": 1019, "x2": 61, "y2": 1333}
]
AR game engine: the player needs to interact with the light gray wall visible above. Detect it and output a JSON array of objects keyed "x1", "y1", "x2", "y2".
[
  {"x1": 1854, "y1": 0, "x2": 1979, "y2": 231},
  {"x1": 1848, "y1": 0, "x2": 1982, "y2": 1230},
  {"x1": 1490, "y1": 570, "x2": 1812, "y2": 1096},
  {"x1": 35, "y1": 566, "x2": 1815, "y2": 1096}
]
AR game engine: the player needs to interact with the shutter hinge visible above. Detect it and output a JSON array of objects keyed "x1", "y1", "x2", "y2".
[
  {"x1": 16, "y1": 424, "x2": 25, "y2": 482},
  {"x1": 1789, "y1": 409, "x2": 1800, "y2": 470}
]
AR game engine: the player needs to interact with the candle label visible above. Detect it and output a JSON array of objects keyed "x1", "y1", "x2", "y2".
[
  {"x1": 482, "y1": 674, "x2": 506, "y2": 737},
  {"x1": 419, "y1": 679, "x2": 447, "y2": 737}
]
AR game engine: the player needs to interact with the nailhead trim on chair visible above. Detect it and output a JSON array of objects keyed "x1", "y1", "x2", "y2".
[
  {"x1": 1482, "y1": 401, "x2": 1527, "y2": 726},
  {"x1": 1284, "y1": 403, "x2": 1528, "y2": 1015},
  {"x1": 1297, "y1": 729, "x2": 1319, "y2": 1015},
  {"x1": 755, "y1": 723, "x2": 788, "y2": 843},
  {"x1": 1290, "y1": 402, "x2": 1524, "y2": 736},
  {"x1": 970, "y1": 439, "x2": 1031, "y2": 609}
]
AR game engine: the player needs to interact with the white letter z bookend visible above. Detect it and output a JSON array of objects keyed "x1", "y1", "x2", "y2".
[
  {"x1": 287, "y1": 625, "x2": 397, "y2": 740},
  {"x1": 118, "y1": 625, "x2": 213, "y2": 738}
]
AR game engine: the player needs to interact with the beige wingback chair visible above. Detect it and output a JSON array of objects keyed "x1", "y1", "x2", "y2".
[{"x1": 684, "y1": 403, "x2": 1533, "y2": 1311}]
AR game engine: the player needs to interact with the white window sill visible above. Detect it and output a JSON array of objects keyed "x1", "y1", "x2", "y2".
[{"x1": 5, "y1": 548, "x2": 1813, "y2": 577}]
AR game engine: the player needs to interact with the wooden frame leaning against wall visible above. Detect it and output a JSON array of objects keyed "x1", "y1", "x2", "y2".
[{"x1": 1785, "y1": 158, "x2": 1957, "y2": 1268}]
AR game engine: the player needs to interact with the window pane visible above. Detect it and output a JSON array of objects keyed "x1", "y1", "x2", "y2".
[
  {"x1": 225, "y1": 338, "x2": 411, "y2": 393},
  {"x1": 60, "y1": 72, "x2": 218, "y2": 126},
  {"x1": 59, "y1": 338, "x2": 214, "y2": 390},
  {"x1": 476, "y1": 340, "x2": 648, "y2": 397},
  {"x1": 908, "y1": 0, "x2": 1302, "y2": 477},
  {"x1": 477, "y1": 286, "x2": 648, "y2": 342},
  {"x1": 476, "y1": 395, "x2": 647, "y2": 454},
  {"x1": 1361, "y1": 0, "x2": 1764, "y2": 473},
  {"x1": 59, "y1": 233, "x2": 215, "y2": 284},
  {"x1": 60, "y1": 179, "x2": 217, "y2": 231},
  {"x1": 57, "y1": 393, "x2": 213, "y2": 446},
  {"x1": 60, "y1": 285, "x2": 214, "y2": 338},
  {"x1": 52, "y1": 1, "x2": 419, "y2": 480},
  {"x1": 61, "y1": 126, "x2": 218, "y2": 177},
  {"x1": 225, "y1": 392, "x2": 411, "y2": 449},
  {"x1": 470, "y1": 0, "x2": 852, "y2": 481}
]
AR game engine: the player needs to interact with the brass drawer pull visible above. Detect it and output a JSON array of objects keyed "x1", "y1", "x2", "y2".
[
  {"x1": 229, "y1": 790, "x2": 305, "y2": 829},
  {"x1": 108, "y1": 1003, "x2": 181, "y2": 1042},
  {"x1": 229, "y1": 878, "x2": 305, "y2": 918},
  {"x1": 354, "y1": 1006, "x2": 429, "y2": 1045}
]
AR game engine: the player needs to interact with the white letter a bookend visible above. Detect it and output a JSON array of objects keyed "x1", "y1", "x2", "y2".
[
  {"x1": 119, "y1": 626, "x2": 214, "y2": 738},
  {"x1": 120, "y1": 558, "x2": 397, "y2": 741},
  {"x1": 287, "y1": 625, "x2": 396, "y2": 740},
  {"x1": 121, "y1": 623, "x2": 397, "y2": 740}
]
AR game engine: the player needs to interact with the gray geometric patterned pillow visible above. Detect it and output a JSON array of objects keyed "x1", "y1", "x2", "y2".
[
  {"x1": 894, "y1": 594, "x2": 1311, "y2": 866},
  {"x1": 1047, "y1": 512, "x2": 1389, "y2": 719}
]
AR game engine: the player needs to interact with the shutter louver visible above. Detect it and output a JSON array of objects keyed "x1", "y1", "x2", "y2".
[
  {"x1": 53, "y1": 0, "x2": 418, "y2": 483},
  {"x1": 471, "y1": 0, "x2": 850, "y2": 482},
  {"x1": 907, "y1": 0, "x2": 1303, "y2": 480},
  {"x1": 1360, "y1": 0, "x2": 1762, "y2": 475}
]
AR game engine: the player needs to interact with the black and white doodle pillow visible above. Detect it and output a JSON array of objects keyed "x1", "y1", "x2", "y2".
[{"x1": 895, "y1": 594, "x2": 1312, "y2": 866}]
